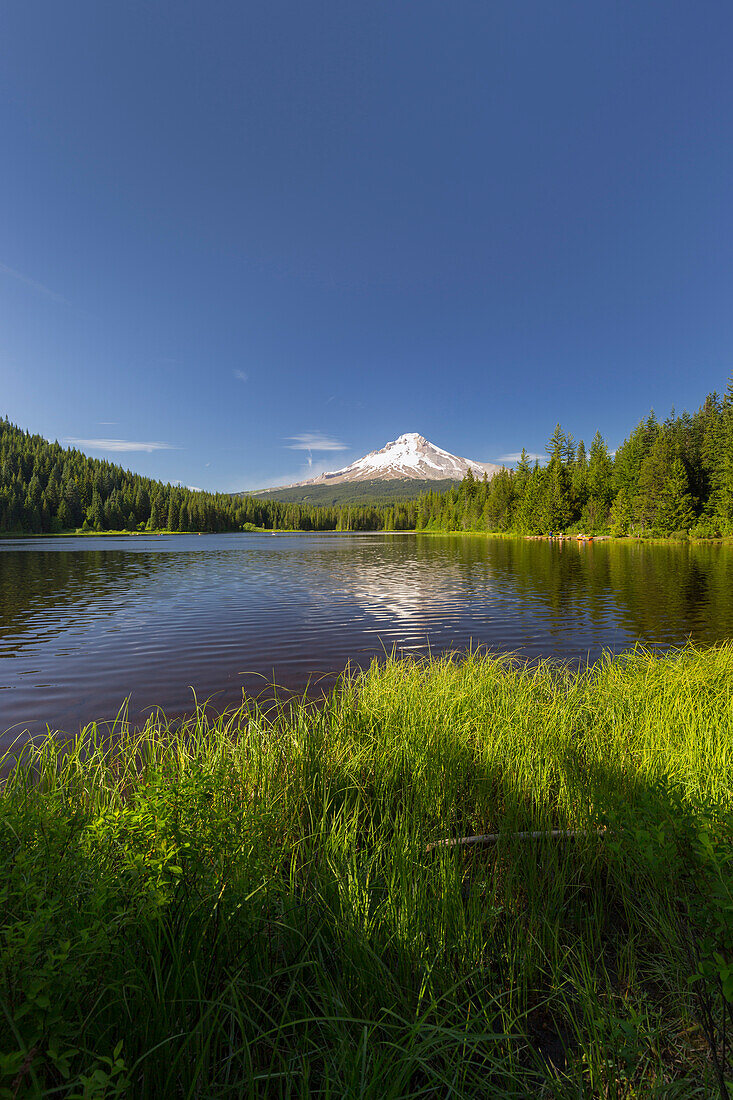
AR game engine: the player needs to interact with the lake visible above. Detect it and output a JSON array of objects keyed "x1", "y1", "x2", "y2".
[{"x1": 1, "y1": 532, "x2": 732, "y2": 745}]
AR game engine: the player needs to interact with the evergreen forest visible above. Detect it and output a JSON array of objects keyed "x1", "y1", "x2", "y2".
[{"x1": 2, "y1": 376, "x2": 733, "y2": 538}]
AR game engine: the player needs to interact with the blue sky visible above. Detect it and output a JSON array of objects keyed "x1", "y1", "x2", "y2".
[{"x1": 2, "y1": 1, "x2": 732, "y2": 490}]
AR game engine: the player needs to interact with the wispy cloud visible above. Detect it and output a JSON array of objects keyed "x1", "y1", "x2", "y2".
[
  {"x1": 325, "y1": 395, "x2": 364, "y2": 411},
  {"x1": 242, "y1": 458, "x2": 340, "y2": 491},
  {"x1": 285, "y1": 432, "x2": 348, "y2": 452},
  {"x1": 233, "y1": 369, "x2": 249, "y2": 383},
  {"x1": 497, "y1": 452, "x2": 546, "y2": 464},
  {"x1": 64, "y1": 437, "x2": 178, "y2": 453},
  {"x1": 98, "y1": 421, "x2": 117, "y2": 426},
  {"x1": 0, "y1": 261, "x2": 69, "y2": 305}
]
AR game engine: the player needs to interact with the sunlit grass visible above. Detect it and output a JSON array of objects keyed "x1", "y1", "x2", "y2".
[{"x1": 1, "y1": 644, "x2": 731, "y2": 1096}]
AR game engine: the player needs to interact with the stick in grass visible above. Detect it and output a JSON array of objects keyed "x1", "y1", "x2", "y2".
[{"x1": 426, "y1": 827, "x2": 607, "y2": 852}]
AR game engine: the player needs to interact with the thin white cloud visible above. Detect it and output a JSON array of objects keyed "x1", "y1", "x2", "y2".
[
  {"x1": 98, "y1": 421, "x2": 117, "y2": 426},
  {"x1": 64, "y1": 437, "x2": 178, "y2": 453},
  {"x1": 497, "y1": 452, "x2": 546, "y2": 464},
  {"x1": 233, "y1": 369, "x2": 249, "y2": 382},
  {"x1": 285, "y1": 432, "x2": 348, "y2": 452},
  {"x1": 0, "y1": 261, "x2": 69, "y2": 305},
  {"x1": 240, "y1": 458, "x2": 339, "y2": 491},
  {"x1": 325, "y1": 396, "x2": 364, "y2": 411}
]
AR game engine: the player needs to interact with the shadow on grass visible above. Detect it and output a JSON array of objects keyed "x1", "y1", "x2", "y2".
[{"x1": 0, "y1": 679, "x2": 730, "y2": 1097}]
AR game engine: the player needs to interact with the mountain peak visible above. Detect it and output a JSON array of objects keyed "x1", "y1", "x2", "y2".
[{"x1": 298, "y1": 432, "x2": 503, "y2": 487}]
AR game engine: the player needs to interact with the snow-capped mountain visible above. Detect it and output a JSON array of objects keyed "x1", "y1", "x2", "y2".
[{"x1": 274, "y1": 433, "x2": 503, "y2": 489}]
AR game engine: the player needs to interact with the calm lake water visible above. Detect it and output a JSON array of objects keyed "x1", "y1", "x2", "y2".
[{"x1": 1, "y1": 532, "x2": 732, "y2": 743}]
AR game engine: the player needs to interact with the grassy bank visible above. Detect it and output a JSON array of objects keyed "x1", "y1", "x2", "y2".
[
  {"x1": 0, "y1": 528, "x2": 198, "y2": 539},
  {"x1": 1, "y1": 647, "x2": 732, "y2": 1097},
  {"x1": 4, "y1": 527, "x2": 733, "y2": 544}
]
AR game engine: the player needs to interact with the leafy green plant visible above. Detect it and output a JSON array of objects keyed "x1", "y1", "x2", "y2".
[{"x1": 606, "y1": 785, "x2": 733, "y2": 1098}]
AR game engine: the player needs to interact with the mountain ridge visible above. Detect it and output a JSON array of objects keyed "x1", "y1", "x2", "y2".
[
  {"x1": 250, "y1": 432, "x2": 502, "y2": 498},
  {"x1": 244, "y1": 477, "x2": 461, "y2": 506}
]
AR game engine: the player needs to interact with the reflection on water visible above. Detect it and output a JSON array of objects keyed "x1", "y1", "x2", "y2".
[{"x1": 1, "y1": 533, "x2": 732, "y2": 742}]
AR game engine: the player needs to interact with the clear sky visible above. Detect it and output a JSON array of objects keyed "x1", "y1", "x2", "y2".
[{"x1": 2, "y1": 2, "x2": 732, "y2": 490}]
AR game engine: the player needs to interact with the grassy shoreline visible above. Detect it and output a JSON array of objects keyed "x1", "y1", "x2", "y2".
[
  {"x1": 1, "y1": 645, "x2": 732, "y2": 1096},
  {"x1": 3, "y1": 526, "x2": 733, "y2": 545}
]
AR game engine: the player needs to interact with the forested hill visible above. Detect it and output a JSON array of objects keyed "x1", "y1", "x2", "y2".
[
  {"x1": 2, "y1": 376, "x2": 733, "y2": 537},
  {"x1": 246, "y1": 477, "x2": 459, "y2": 505},
  {"x1": 0, "y1": 419, "x2": 373, "y2": 534}
]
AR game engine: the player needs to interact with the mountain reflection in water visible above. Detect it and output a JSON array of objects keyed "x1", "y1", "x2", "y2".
[{"x1": 1, "y1": 532, "x2": 732, "y2": 743}]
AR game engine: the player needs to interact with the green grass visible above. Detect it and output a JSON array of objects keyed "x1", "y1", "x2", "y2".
[
  {"x1": 1, "y1": 646, "x2": 732, "y2": 1097},
  {"x1": 0, "y1": 529, "x2": 200, "y2": 539}
]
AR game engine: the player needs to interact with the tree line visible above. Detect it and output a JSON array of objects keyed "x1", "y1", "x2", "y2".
[
  {"x1": 2, "y1": 377, "x2": 732, "y2": 538},
  {"x1": 0, "y1": 419, "x2": 400, "y2": 535},
  {"x1": 420, "y1": 378, "x2": 732, "y2": 538}
]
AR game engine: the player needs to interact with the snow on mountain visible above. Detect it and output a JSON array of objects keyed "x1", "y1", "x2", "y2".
[{"x1": 278, "y1": 433, "x2": 503, "y2": 488}]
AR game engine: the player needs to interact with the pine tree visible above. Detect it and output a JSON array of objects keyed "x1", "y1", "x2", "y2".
[
  {"x1": 514, "y1": 466, "x2": 544, "y2": 534},
  {"x1": 634, "y1": 436, "x2": 696, "y2": 534},
  {"x1": 149, "y1": 496, "x2": 162, "y2": 530},
  {"x1": 167, "y1": 497, "x2": 179, "y2": 532},
  {"x1": 711, "y1": 399, "x2": 733, "y2": 533},
  {"x1": 87, "y1": 491, "x2": 104, "y2": 531},
  {"x1": 609, "y1": 488, "x2": 632, "y2": 535},
  {"x1": 656, "y1": 457, "x2": 695, "y2": 533},
  {"x1": 57, "y1": 500, "x2": 72, "y2": 530},
  {"x1": 614, "y1": 413, "x2": 658, "y2": 499},
  {"x1": 544, "y1": 425, "x2": 572, "y2": 530},
  {"x1": 571, "y1": 440, "x2": 588, "y2": 513},
  {"x1": 580, "y1": 431, "x2": 614, "y2": 531},
  {"x1": 514, "y1": 449, "x2": 532, "y2": 497},
  {"x1": 547, "y1": 424, "x2": 566, "y2": 466}
]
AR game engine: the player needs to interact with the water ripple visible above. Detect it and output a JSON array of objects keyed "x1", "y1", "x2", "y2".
[{"x1": 1, "y1": 532, "x2": 732, "y2": 742}]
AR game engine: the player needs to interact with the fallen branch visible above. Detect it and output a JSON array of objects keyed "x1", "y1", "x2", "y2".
[{"x1": 426, "y1": 827, "x2": 607, "y2": 852}]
